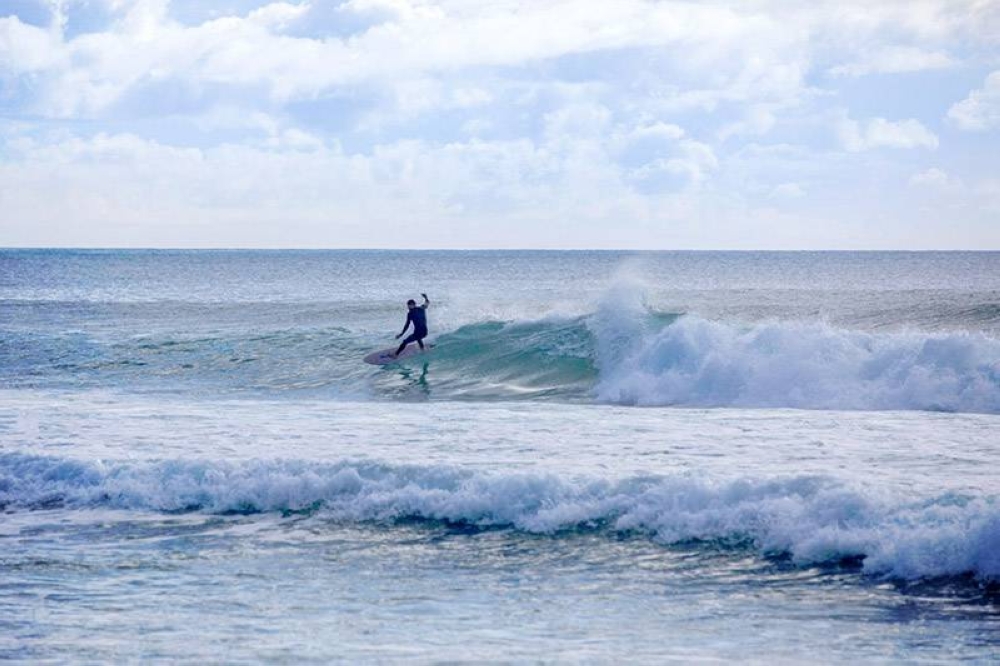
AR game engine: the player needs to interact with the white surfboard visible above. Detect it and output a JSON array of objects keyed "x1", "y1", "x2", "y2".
[{"x1": 363, "y1": 343, "x2": 433, "y2": 365}]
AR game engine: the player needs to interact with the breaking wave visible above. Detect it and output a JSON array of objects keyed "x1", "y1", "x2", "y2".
[
  {"x1": 2, "y1": 452, "x2": 997, "y2": 583},
  {"x1": 591, "y1": 316, "x2": 1000, "y2": 413}
]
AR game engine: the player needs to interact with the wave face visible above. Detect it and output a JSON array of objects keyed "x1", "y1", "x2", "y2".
[
  {"x1": 2, "y1": 453, "x2": 997, "y2": 583},
  {"x1": 442, "y1": 294, "x2": 1000, "y2": 412},
  {"x1": 3, "y1": 306, "x2": 999, "y2": 412}
]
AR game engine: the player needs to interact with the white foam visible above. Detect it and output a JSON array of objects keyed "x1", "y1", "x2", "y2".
[
  {"x1": 2, "y1": 453, "x2": 997, "y2": 582},
  {"x1": 591, "y1": 309, "x2": 1000, "y2": 413}
]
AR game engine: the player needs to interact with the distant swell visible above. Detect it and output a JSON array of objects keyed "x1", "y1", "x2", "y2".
[{"x1": 2, "y1": 453, "x2": 997, "y2": 582}]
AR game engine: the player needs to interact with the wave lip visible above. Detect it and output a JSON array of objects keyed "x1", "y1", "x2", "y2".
[
  {"x1": 592, "y1": 315, "x2": 1000, "y2": 413},
  {"x1": 2, "y1": 453, "x2": 998, "y2": 583}
]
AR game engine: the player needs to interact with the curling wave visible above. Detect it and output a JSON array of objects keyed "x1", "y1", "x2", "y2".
[{"x1": 2, "y1": 452, "x2": 997, "y2": 582}]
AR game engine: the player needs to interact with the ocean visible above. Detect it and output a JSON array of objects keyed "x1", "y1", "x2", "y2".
[{"x1": 1, "y1": 249, "x2": 998, "y2": 662}]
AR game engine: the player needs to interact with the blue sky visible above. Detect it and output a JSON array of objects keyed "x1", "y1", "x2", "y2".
[{"x1": 1, "y1": 0, "x2": 999, "y2": 249}]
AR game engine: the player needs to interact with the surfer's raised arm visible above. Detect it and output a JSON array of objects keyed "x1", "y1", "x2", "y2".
[{"x1": 421, "y1": 293, "x2": 429, "y2": 309}]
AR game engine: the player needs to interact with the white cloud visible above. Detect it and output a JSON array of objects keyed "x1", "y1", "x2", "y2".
[
  {"x1": 543, "y1": 103, "x2": 612, "y2": 142},
  {"x1": 3, "y1": 1, "x2": 998, "y2": 119},
  {"x1": 718, "y1": 105, "x2": 777, "y2": 141},
  {"x1": 0, "y1": 0, "x2": 991, "y2": 133},
  {"x1": 829, "y1": 45, "x2": 955, "y2": 77},
  {"x1": 0, "y1": 1, "x2": 939, "y2": 118},
  {"x1": 770, "y1": 182, "x2": 805, "y2": 199},
  {"x1": 948, "y1": 70, "x2": 1000, "y2": 131},
  {"x1": 976, "y1": 179, "x2": 1000, "y2": 214},
  {"x1": 192, "y1": 106, "x2": 281, "y2": 134},
  {"x1": 0, "y1": 15, "x2": 66, "y2": 73},
  {"x1": 903, "y1": 169, "x2": 1000, "y2": 233},
  {"x1": 3, "y1": 123, "x2": 998, "y2": 249},
  {"x1": 0, "y1": 129, "x2": 616, "y2": 245},
  {"x1": 370, "y1": 79, "x2": 493, "y2": 123},
  {"x1": 611, "y1": 121, "x2": 717, "y2": 190},
  {"x1": 247, "y1": 2, "x2": 310, "y2": 29},
  {"x1": 264, "y1": 127, "x2": 325, "y2": 150},
  {"x1": 0, "y1": 122, "x2": 717, "y2": 247},
  {"x1": 459, "y1": 118, "x2": 493, "y2": 137},
  {"x1": 623, "y1": 122, "x2": 685, "y2": 143},
  {"x1": 838, "y1": 115, "x2": 938, "y2": 151},
  {"x1": 909, "y1": 168, "x2": 960, "y2": 189}
]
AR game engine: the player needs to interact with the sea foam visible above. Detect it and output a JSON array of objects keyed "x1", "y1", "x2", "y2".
[
  {"x1": 589, "y1": 301, "x2": 1000, "y2": 413},
  {"x1": 2, "y1": 453, "x2": 997, "y2": 582}
]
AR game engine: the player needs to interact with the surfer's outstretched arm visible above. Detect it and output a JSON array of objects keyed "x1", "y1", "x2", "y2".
[{"x1": 421, "y1": 293, "x2": 429, "y2": 309}]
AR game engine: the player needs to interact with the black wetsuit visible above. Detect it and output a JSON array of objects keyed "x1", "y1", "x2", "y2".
[
  {"x1": 396, "y1": 306, "x2": 428, "y2": 354},
  {"x1": 408, "y1": 307, "x2": 428, "y2": 338}
]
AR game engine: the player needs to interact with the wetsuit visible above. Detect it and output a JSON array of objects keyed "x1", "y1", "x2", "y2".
[{"x1": 396, "y1": 305, "x2": 428, "y2": 355}]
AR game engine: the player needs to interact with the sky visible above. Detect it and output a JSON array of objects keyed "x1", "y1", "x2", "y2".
[{"x1": 1, "y1": 0, "x2": 999, "y2": 249}]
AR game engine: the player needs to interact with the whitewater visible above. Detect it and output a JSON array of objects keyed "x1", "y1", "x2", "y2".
[{"x1": 2, "y1": 249, "x2": 999, "y2": 662}]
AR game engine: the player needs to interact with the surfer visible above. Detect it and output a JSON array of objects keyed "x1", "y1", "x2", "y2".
[{"x1": 393, "y1": 293, "x2": 430, "y2": 357}]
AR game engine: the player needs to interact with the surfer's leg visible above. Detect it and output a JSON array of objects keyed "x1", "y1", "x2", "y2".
[{"x1": 395, "y1": 333, "x2": 418, "y2": 356}]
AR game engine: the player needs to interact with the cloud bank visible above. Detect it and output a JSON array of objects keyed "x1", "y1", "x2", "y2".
[{"x1": 1, "y1": 0, "x2": 999, "y2": 248}]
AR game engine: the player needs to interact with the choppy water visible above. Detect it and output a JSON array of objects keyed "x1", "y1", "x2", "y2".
[{"x1": 2, "y1": 250, "x2": 999, "y2": 662}]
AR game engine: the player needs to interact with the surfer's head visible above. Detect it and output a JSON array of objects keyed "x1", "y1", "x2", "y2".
[{"x1": 407, "y1": 299, "x2": 416, "y2": 308}]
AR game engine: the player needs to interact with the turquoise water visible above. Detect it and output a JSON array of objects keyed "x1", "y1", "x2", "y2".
[{"x1": 2, "y1": 250, "x2": 999, "y2": 661}]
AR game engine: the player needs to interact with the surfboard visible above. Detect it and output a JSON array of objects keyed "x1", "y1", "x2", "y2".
[{"x1": 364, "y1": 344, "x2": 433, "y2": 365}]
